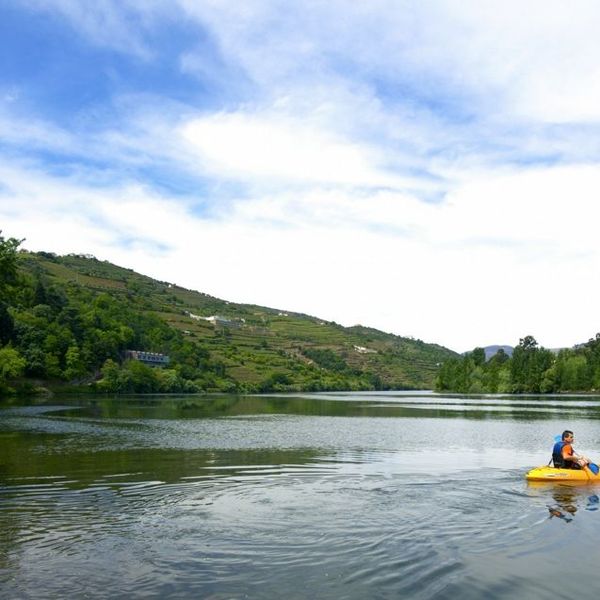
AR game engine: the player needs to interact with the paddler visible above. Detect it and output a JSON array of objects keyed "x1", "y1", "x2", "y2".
[{"x1": 552, "y1": 430, "x2": 591, "y2": 469}]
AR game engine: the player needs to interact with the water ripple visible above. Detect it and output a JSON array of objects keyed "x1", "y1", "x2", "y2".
[{"x1": 5, "y1": 394, "x2": 600, "y2": 599}]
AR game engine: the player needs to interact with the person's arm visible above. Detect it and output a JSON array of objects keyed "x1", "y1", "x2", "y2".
[{"x1": 563, "y1": 444, "x2": 588, "y2": 465}]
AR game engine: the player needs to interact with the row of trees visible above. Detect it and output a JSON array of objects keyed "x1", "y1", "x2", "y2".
[{"x1": 436, "y1": 334, "x2": 600, "y2": 393}]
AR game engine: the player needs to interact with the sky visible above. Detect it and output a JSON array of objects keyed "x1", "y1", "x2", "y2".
[{"x1": 2, "y1": 1, "x2": 600, "y2": 353}]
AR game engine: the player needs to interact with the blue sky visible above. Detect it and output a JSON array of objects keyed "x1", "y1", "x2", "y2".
[{"x1": 2, "y1": 0, "x2": 600, "y2": 352}]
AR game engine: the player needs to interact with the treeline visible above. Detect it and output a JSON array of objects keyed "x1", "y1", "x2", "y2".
[{"x1": 436, "y1": 335, "x2": 600, "y2": 393}]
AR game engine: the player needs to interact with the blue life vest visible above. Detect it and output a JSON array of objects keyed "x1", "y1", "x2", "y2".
[{"x1": 552, "y1": 441, "x2": 568, "y2": 468}]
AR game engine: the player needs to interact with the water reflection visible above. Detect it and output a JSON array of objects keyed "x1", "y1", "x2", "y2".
[
  {"x1": 5, "y1": 391, "x2": 600, "y2": 422},
  {"x1": 527, "y1": 481, "x2": 600, "y2": 524}
]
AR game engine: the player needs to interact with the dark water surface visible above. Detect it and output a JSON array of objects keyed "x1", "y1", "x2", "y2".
[{"x1": 3, "y1": 392, "x2": 600, "y2": 599}]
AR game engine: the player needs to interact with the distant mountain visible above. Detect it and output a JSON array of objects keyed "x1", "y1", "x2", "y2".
[
  {"x1": 485, "y1": 345, "x2": 575, "y2": 359},
  {"x1": 483, "y1": 345, "x2": 514, "y2": 360}
]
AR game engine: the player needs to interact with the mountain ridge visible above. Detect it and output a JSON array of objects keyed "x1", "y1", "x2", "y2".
[{"x1": 5, "y1": 250, "x2": 460, "y2": 393}]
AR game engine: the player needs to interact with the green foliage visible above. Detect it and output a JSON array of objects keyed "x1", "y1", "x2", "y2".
[
  {"x1": 0, "y1": 232, "x2": 23, "y2": 302},
  {"x1": 0, "y1": 301, "x2": 14, "y2": 344},
  {"x1": 436, "y1": 334, "x2": 600, "y2": 394},
  {"x1": 510, "y1": 336, "x2": 554, "y2": 393},
  {"x1": 0, "y1": 248, "x2": 459, "y2": 394},
  {"x1": 470, "y1": 347, "x2": 486, "y2": 367},
  {"x1": 0, "y1": 345, "x2": 26, "y2": 383},
  {"x1": 301, "y1": 347, "x2": 353, "y2": 374},
  {"x1": 64, "y1": 344, "x2": 86, "y2": 380},
  {"x1": 97, "y1": 359, "x2": 200, "y2": 393},
  {"x1": 436, "y1": 357, "x2": 472, "y2": 393},
  {"x1": 258, "y1": 372, "x2": 293, "y2": 392}
]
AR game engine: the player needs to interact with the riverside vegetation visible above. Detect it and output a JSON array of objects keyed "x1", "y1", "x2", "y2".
[
  {"x1": 435, "y1": 335, "x2": 600, "y2": 394},
  {"x1": 0, "y1": 234, "x2": 456, "y2": 396}
]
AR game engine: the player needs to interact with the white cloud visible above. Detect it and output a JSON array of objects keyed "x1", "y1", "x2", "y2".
[
  {"x1": 0, "y1": 111, "x2": 76, "y2": 154},
  {"x1": 434, "y1": 166, "x2": 600, "y2": 246},
  {"x1": 178, "y1": 0, "x2": 600, "y2": 124},
  {"x1": 180, "y1": 111, "x2": 428, "y2": 190},
  {"x1": 429, "y1": 1, "x2": 600, "y2": 123}
]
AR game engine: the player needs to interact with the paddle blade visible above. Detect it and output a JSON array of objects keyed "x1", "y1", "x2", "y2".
[{"x1": 589, "y1": 463, "x2": 599, "y2": 475}]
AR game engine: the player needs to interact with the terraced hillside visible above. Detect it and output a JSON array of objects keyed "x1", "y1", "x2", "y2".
[{"x1": 13, "y1": 251, "x2": 459, "y2": 391}]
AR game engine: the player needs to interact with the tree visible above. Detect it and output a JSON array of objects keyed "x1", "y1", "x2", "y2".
[
  {"x1": 0, "y1": 345, "x2": 26, "y2": 388},
  {"x1": 0, "y1": 233, "x2": 23, "y2": 302},
  {"x1": 555, "y1": 352, "x2": 589, "y2": 391},
  {"x1": 0, "y1": 302, "x2": 14, "y2": 344},
  {"x1": 510, "y1": 336, "x2": 554, "y2": 393},
  {"x1": 489, "y1": 348, "x2": 509, "y2": 365},
  {"x1": 259, "y1": 372, "x2": 292, "y2": 392},
  {"x1": 483, "y1": 348, "x2": 510, "y2": 393},
  {"x1": 99, "y1": 358, "x2": 120, "y2": 391},
  {"x1": 469, "y1": 347, "x2": 486, "y2": 367},
  {"x1": 64, "y1": 345, "x2": 86, "y2": 380},
  {"x1": 435, "y1": 357, "x2": 473, "y2": 393},
  {"x1": 124, "y1": 360, "x2": 159, "y2": 392}
]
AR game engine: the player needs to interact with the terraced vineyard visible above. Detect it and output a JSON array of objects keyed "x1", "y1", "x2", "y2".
[{"x1": 15, "y1": 252, "x2": 458, "y2": 391}]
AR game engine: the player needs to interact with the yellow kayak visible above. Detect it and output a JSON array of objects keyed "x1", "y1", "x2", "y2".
[{"x1": 526, "y1": 465, "x2": 600, "y2": 483}]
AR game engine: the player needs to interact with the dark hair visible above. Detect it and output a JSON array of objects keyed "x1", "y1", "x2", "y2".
[{"x1": 562, "y1": 430, "x2": 574, "y2": 440}]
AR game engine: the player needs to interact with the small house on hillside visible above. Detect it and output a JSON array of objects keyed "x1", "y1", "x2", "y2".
[
  {"x1": 124, "y1": 350, "x2": 170, "y2": 367},
  {"x1": 354, "y1": 345, "x2": 377, "y2": 354},
  {"x1": 186, "y1": 312, "x2": 244, "y2": 328}
]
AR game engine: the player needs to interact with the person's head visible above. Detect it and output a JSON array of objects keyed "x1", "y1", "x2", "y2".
[{"x1": 562, "y1": 430, "x2": 574, "y2": 442}]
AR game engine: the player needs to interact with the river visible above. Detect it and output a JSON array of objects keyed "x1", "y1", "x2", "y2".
[{"x1": 2, "y1": 392, "x2": 600, "y2": 599}]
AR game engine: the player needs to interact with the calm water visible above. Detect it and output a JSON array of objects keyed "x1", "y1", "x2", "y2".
[{"x1": 3, "y1": 392, "x2": 600, "y2": 599}]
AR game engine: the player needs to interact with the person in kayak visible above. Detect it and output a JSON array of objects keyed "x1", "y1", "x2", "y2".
[{"x1": 552, "y1": 430, "x2": 591, "y2": 469}]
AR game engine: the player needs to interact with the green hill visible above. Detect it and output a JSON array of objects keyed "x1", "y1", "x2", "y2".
[{"x1": 1, "y1": 245, "x2": 458, "y2": 394}]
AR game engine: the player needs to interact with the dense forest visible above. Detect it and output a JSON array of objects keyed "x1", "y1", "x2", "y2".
[
  {"x1": 435, "y1": 334, "x2": 600, "y2": 393},
  {"x1": 0, "y1": 233, "x2": 456, "y2": 396}
]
